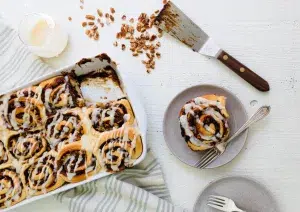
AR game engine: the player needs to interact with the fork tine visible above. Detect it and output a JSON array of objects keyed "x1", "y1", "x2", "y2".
[
  {"x1": 196, "y1": 149, "x2": 216, "y2": 167},
  {"x1": 199, "y1": 153, "x2": 219, "y2": 169},
  {"x1": 208, "y1": 199, "x2": 225, "y2": 206},
  {"x1": 207, "y1": 203, "x2": 223, "y2": 210},
  {"x1": 194, "y1": 148, "x2": 215, "y2": 167},
  {"x1": 209, "y1": 197, "x2": 225, "y2": 203},
  {"x1": 198, "y1": 153, "x2": 217, "y2": 168},
  {"x1": 198, "y1": 153, "x2": 218, "y2": 169},
  {"x1": 209, "y1": 195, "x2": 227, "y2": 201}
]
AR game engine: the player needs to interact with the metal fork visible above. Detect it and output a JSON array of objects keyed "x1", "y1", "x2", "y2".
[
  {"x1": 194, "y1": 105, "x2": 271, "y2": 169},
  {"x1": 207, "y1": 195, "x2": 246, "y2": 212}
]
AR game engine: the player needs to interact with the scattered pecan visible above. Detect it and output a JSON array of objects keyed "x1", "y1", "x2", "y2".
[
  {"x1": 86, "y1": 15, "x2": 95, "y2": 20},
  {"x1": 110, "y1": 15, "x2": 115, "y2": 22},
  {"x1": 115, "y1": 11, "x2": 163, "y2": 73}
]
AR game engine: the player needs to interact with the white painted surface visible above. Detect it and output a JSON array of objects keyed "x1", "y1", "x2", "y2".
[{"x1": 0, "y1": 0, "x2": 299, "y2": 211}]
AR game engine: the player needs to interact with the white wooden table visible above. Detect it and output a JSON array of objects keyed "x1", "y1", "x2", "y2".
[{"x1": 1, "y1": 0, "x2": 299, "y2": 211}]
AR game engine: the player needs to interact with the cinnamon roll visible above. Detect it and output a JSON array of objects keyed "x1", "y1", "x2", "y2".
[
  {"x1": 21, "y1": 151, "x2": 64, "y2": 196},
  {"x1": 40, "y1": 74, "x2": 85, "y2": 115},
  {"x1": 94, "y1": 128, "x2": 143, "y2": 172},
  {"x1": 56, "y1": 143, "x2": 98, "y2": 183},
  {"x1": 0, "y1": 165, "x2": 26, "y2": 209},
  {"x1": 0, "y1": 140, "x2": 9, "y2": 165},
  {"x1": 179, "y1": 95, "x2": 230, "y2": 151},
  {"x1": 0, "y1": 94, "x2": 46, "y2": 131},
  {"x1": 7, "y1": 132, "x2": 48, "y2": 162},
  {"x1": 45, "y1": 108, "x2": 86, "y2": 150},
  {"x1": 88, "y1": 99, "x2": 135, "y2": 133}
]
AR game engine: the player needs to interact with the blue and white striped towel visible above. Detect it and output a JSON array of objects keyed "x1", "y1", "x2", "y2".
[{"x1": 0, "y1": 16, "x2": 187, "y2": 212}]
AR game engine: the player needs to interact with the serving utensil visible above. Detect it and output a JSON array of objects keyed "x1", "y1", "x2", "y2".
[
  {"x1": 208, "y1": 195, "x2": 246, "y2": 212},
  {"x1": 155, "y1": 1, "x2": 270, "y2": 92},
  {"x1": 195, "y1": 105, "x2": 271, "y2": 169}
]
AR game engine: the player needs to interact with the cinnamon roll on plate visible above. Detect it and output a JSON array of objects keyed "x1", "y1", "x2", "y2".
[
  {"x1": 179, "y1": 95, "x2": 230, "y2": 151},
  {"x1": 163, "y1": 84, "x2": 248, "y2": 169}
]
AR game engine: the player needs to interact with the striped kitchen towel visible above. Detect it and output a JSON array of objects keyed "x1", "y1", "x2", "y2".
[
  {"x1": 55, "y1": 149, "x2": 186, "y2": 212},
  {"x1": 0, "y1": 16, "x2": 187, "y2": 212}
]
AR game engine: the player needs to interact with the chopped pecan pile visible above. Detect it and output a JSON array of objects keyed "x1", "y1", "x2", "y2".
[
  {"x1": 81, "y1": 8, "x2": 116, "y2": 41},
  {"x1": 115, "y1": 11, "x2": 163, "y2": 73}
]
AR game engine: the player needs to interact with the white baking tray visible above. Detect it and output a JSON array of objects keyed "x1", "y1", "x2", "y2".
[{"x1": 1, "y1": 53, "x2": 147, "y2": 212}]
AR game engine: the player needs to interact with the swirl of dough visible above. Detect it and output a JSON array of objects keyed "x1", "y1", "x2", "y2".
[
  {"x1": 7, "y1": 132, "x2": 48, "y2": 162},
  {"x1": 94, "y1": 128, "x2": 143, "y2": 172},
  {"x1": 0, "y1": 165, "x2": 26, "y2": 209},
  {"x1": 88, "y1": 99, "x2": 134, "y2": 133},
  {"x1": 21, "y1": 151, "x2": 64, "y2": 196},
  {"x1": 56, "y1": 143, "x2": 98, "y2": 183},
  {"x1": 179, "y1": 95, "x2": 230, "y2": 151},
  {"x1": 40, "y1": 75, "x2": 85, "y2": 115},
  {"x1": 45, "y1": 108, "x2": 86, "y2": 150}
]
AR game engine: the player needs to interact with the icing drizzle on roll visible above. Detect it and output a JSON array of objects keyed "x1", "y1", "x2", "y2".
[
  {"x1": 179, "y1": 95, "x2": 230, "y2": 151},
  {"x1": 1, "y1": 94, "x2": 46, "y2": 131},
  {"x1": 45, "y1": 108, "x2": 85, "y2": 150},
  {"x1": 94, "y1": 128, "x2": 143, "y2": 172},
  {"x1": 56, "y1": 143, "x2": 98, "y2": 183},
  {"x1": 89, "y1": 99, "x2": 134, "y2": 133},
  {"x1": 0, "y1": 165, "x2": 26, "y2": 209},
  {"x1": 7, "y1": 132, "x2": 48, "y2": 162},
  {"x1": 21, "y1": 151, "x2": 64, "y2": 196},
  {"x1": 40, "y1": 75, "x2": 85, "y2": 115}
]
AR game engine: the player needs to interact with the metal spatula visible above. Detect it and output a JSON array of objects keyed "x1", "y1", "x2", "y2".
[{"x1": 155, "y1": 1, "x2": 270, "y2": 92}]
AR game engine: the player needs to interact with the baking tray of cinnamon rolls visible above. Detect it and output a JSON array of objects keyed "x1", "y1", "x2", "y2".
[{"x1": 0, "y1": 54, "x2": 146, "y2": 210}]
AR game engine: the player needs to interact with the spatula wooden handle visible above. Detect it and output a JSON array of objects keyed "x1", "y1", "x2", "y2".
[{"x1": 218, "y1": 50, "x2": 270, "y2": 92}]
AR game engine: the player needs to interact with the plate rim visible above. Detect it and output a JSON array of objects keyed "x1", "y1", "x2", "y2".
[
  {"x1": 192, "y1": 175, "x2": 279, "y2": 212},
  {"x1": 163, "y1": 84, "x2": 249, "y2": 169}
]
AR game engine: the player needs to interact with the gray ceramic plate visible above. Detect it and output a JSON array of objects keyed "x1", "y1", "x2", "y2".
[
  {"x1": 163, "y1": 84, "x2": 248, "y2": 168},
  {"x1": 193, "y1": 176, "x2": 279, "y2": 212}
]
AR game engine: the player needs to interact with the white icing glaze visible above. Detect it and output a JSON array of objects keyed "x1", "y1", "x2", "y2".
[
  {"x1": 123, "y1": 114, "x2": 130, "y2": 122},
  {"x1": 12, "y1": 159, "x2": 22, "y2": 173},
  {"x1": 81, "y1": 135, "x2": 94, "y2": 152},
  {"x1": 179, "y1": 96, "x2": 228, "y2": 147},
  {"x1": 44, "y1": 89, "x2": 52, "y2": 111}
]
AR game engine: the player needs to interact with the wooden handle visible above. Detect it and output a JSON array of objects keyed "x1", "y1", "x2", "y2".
[{"x1": 218, "y1": 50, "x2": 270, "y2": 92}]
